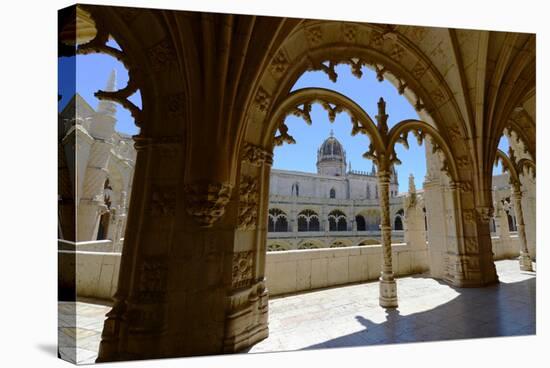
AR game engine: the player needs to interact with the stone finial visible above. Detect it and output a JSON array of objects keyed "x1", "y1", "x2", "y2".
[
  {"x1": 375, "y1": 97, "x2": 389, "y2": 134},
  {"x1": 408, "y1": 173, "x2": 416, "y2": 194},
  {"x1": 97, "y1": 69, "x2": 118, "y2": 116}
]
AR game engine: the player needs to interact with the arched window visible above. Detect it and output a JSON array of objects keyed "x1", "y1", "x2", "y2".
[
  {"x1": 97, "y1": 211, "x2": 110, "y2": 240},
  {"x1": 328, "y1": 210, "x2": 347, "y2": 232},
  {"x1": 297, "y1": 209, "x2": 320, "y2": 232},
  {"x1": 507, "y1": 212, "x2": 517, "y2": 232},
  {"x1": 423, "y1": 207, "x2": 428, "y2": 231},
  {"x1": 292, "y1": 182, "x2": 300, "y2": 197},
  {"x1": 394, "y1": 216, "x2": 403, "y2": 230},
  {"x1": 276, "y1": 217, "x2": 289, "y2": 232},
  {"x1": 268, "y1": 208, "x2": 289, "y2": 232},
  {"x1": 97, "y1": 178, "x2": 113, "y2": 240},
  {"x1": 329, "y1": 188, "x2": 336, "y2": 199},
  {"x1": 355, "y1": 215, "x2": 366, "y2": 231},
  {"x1": 490, "y1": 218, "x2": 496, "y2": 233},
  {"x1": 366, "y1": 184, "x2": 371, "y2": 199}
]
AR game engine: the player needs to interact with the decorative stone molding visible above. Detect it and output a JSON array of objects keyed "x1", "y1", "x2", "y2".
[
  {"x1": 431, "y1": 88, "x2": 446, "y2": 105},
  {"x1": 411, "y1": 62, "x2": 427, "y2": 79},
  {"x1": 456, "y1": 156, "x2": 470, "y2": 169},
  {"x1": 476, "y1": 207, "x2": 493, "y2": 223},
  {"x1": 75, "y1": 7, "x2": 143, "y2": 127},
  {"x1": 147, "y1": 38, "x2": 176, "y2": 72},
  {"x1": 241, "y1": 142, "x2": 273, "y2": 166},
  {"x1": 184, "y1": 183, "x2": 232, "y2": 227},
  {"x1": 254, "y1": 87, "x2": 271, "y2": 113},
  {"x1": 342, "y1": 24, "x2": 357, "y2": 43},
  {"x1": 166, "y1": 92, "x2": 185, "y2": 115},
  {"x1": 390, "y1": 44, "x2": 405, "y2": 62},
  {"x1": 134, "y1": 135, "x2": 183, "y2": 156},
  {"x1": 136, "y1": 258, "x2": 168, "y2": 303},
  {"x1": 238, "y1": 175, "x2": 259, "y2": 230},
  {"x1": 117, "y1": 7, "x2": 140, "y2": 23},
  {"x1": 269, "y1": 50, "x2": 290, "y2": 78},
  {"x1": 463, "y1": 209, "x2": 475, "y2": 224},
  {"x1": 232, "y1": 251, "x2": 254, "y2": 289},
  {"x1": 408, "y1": 27, "x2": 428, "y2": 42},
  {"x1": 456, "y1": 181, "x2": 473, "y2": 193},
  {"x1": 150, "y1": 186, "x2": 177, "y2": 216},
  {"x1": 464, "y1": 237, "x2": 478, "y2": 254},
  {"x1": 370, "y1": 30, "x2": 385, "y2": 48},
  {"x1": 448, "y1": 124, "x2": 462, "y2": 141},
  {"x1": 273, "y1": 122, "x2": 296, "y2": 146},
  {"x1": 306, "y1": 26, "x2": 323, "y2": 45}
]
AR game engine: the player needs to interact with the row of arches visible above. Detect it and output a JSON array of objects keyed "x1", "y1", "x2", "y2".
[
  {"x1": 267, "y1": 237, "x2": 382, "y2": 251},
  {"x1": 285, "y1": 183, "x2": 398, "y2": 199},
  {"x1": 268, "y1": 208, "x2": 406, "y2": 232}
]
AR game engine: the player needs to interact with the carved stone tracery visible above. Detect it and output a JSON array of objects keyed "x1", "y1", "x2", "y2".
[
  {"x1": 238, "y1": 175, "x2": 259, "y2": 231},
  {"x1": 184, "y1": 183, "x2": 233, "y2": 227},
  {"x1": 232, "y1": 251, "x2": 254, "y2": 289}
]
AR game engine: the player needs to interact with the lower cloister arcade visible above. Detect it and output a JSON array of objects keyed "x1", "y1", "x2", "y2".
[{"x1": 58, "y1": 5, "x2": 536, "y2": 363}]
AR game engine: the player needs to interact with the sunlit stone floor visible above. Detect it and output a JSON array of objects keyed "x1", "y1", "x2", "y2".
[
  {"x1": 58, "y1": 259, "x2": 535, "y2": 363},
  {"x1": 249, "y1": 259, "x2": 536, "y2": 352}
]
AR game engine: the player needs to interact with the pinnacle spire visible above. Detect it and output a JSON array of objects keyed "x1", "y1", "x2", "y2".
[
  {"x1": 105, "y1": 68, "x2": 117, "y2": 91},
  {"x1": 408, "y1": 173, "x2": 416, "y2": 194},
  {"x1": 97, "y1": 69, "x2": 117, "y2": 116}
]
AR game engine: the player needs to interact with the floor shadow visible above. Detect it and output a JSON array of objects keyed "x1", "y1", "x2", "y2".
[
  {"x1": 300, "y1": 277, "x2": 535, "y2": 351},
  {"x1": 36, "y1": 343, "x2": 59, "y2": 358}
]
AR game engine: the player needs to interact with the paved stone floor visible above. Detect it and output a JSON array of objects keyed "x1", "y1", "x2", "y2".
[
  {"x1": 58, "y1": 298, "x2": 111, "y2": 364},
  {"x1": 58, "y1": 259, "x2": 535, "y2": 363}
]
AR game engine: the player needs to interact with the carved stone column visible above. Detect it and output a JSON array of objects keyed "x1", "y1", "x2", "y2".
[
  {"x1": 511, "y1": 185, "x2": 533, "y2": 271},
  {"x1": 377, "y1": 169, "x2": 398, "y2": 308},
  {"x1": 221, "y1": 143, "x2": 272, "y2": 353}
]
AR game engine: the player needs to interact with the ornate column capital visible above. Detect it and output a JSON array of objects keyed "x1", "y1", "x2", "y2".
[
  {"x1": 241, "y1": 142, "x2": 273, "y2": 166},
  {"x1": 184, "y1": 182, "x2": 233, "y2": 227}
]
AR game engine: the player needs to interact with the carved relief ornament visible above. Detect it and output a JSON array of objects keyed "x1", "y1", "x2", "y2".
[
  {"x1": 238, "y1": 175, "x2": 259, "y2": 231},
  {"x1": 184, "y1": 182, "x2": 232, "y2": 227},
  {"x1": 241, "y1": 143, "x2": 273, "y2": 166}
]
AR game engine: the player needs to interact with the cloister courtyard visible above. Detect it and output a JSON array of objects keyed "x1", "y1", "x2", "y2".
[{"x1": 59, "y1": 260, "x2": 535, "y2": 364}]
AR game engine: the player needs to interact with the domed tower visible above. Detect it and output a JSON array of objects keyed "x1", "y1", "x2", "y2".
[{"x1": 316, "y1": 130, "x2": 347, "y2": 176}]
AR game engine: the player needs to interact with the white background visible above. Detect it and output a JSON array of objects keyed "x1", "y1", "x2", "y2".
[{"x1": 0, "y1": 0, "x2": 547, "y2": 367}]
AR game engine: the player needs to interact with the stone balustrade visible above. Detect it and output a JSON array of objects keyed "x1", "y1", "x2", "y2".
[{"x1": 58, "y1": 236, "x2": 521, "y2": 301}]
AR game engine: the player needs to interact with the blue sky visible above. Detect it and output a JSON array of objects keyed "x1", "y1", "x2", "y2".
[
  {"x1": 277, "y1": 64, "x2": 424, "y2": 193},
  {"x1": 58, "y1": 48, "x2": 508, "y2": 191},
  {"x1": 58, "y1": 38, "x2": 141, "y2": 135}
]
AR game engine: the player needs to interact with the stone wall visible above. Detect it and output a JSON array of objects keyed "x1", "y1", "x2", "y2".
[
  {"x1": 59, "y1": 236, "x2": 520, "y2": 301},
  {"x1": 58, "y1": 240, "x2": 121, "y2": 301},
  {"x1": 265, "y1": 243, "x2": 428, "y2": 296}
]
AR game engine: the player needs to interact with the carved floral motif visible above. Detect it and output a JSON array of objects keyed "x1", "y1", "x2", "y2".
[
  {"x1": 269, "y1": 51, "x2": 290, "y2": 77},
  {"x1": 241, "y1": 143, "x2": 273, "y2": 166},
  {"x1": 136, "y1": 258, "x2": 168, "y2": 303},
  {"x1": 238, "y1": 176, "x2": 259, "y2": 230},
  {"x1": 147, "y1": 39, "x2": 176, "y2": 72},
  {"x1": 184, "y1": 183, "x2": 232, "y2": 227},
  {"x1": 232, "y1": 251, "x2": 253, "y2": 289},
  {"x1": 254, "y1": 87, "x2": 271, "y2": 113},
  {"x1": 306, "y1": 26, "x2": 323, "y2": 45},
  {"x1": 150, "y1": 186, "x2": 176, "y2": 216}
]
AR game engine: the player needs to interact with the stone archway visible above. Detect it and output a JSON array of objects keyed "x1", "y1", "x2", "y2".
[{"x1": 62, "y1": 6, "x2": 535, "y2": 361}]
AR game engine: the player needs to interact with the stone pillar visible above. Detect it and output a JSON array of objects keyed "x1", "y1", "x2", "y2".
[
  {"x1": 511, "y1": 185, "x2": 533, "y2": 271},
  {"x1": 77, "y1": 140, "x2": 112, "y2": 241},
  {"x1": 423, "y1": 178, "x2": 448, "y2": 279},
  {"x1": 521, "y1": 176, "x2": 536, "y2": 259},
  {"x1": 222, "y1": 144, "x2": 272, "y2": 352},
  {"x1": 377, "y1": 169, "x2": 398, "y2": 308}
]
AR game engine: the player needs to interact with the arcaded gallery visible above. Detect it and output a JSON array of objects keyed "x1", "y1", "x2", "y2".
[{"x1": 58, "y1": 4, "x2": 536, "y2": 364}]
